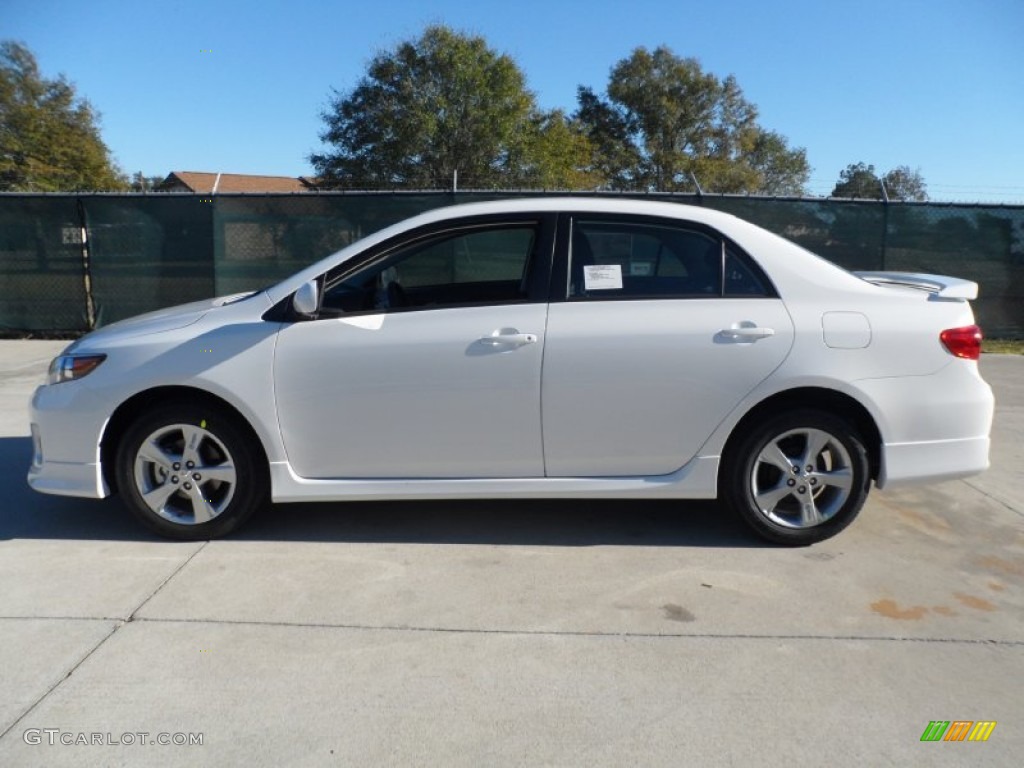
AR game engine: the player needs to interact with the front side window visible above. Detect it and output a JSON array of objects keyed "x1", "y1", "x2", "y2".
[
  {"x1": 568, "y1": 219, "x2": 773, "y2": 299},
  {"x1": 323, "y1": 225, "x2": 538, "y2": 313}
]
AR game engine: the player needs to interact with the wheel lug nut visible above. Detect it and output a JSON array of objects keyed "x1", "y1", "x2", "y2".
[
  {"x1": 809, "y1": 478, "x2": 817, "y2": 485},
  {"x1": 173, "y1": 463, "x2": 181, "y2": 471},
  {"x1": 186, "y1": 461, "x2": 195, "y2": 469},
  {"x1": 787, "y1": 479, "x2": 796, "y2": 487},
  {"x1": 170, "y1": 476, "x2": 179, "y2": 484},
  {"x1": 193, "y1": 473, "x2": 201, "y2": 481},
  {"x1": 792, "y1": 466, "x2": 800, "y2": 474},
  {"x1": 184, "y1": 482, "x2": 192, "y2": 490},
  {"x1": 806, "y1": 465, "x2": 813, "y2": 472},
  {"x1": 798, "y1": 486, "x2": 806, "y2": 494}
]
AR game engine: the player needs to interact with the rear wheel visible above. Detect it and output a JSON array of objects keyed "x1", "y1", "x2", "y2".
[
  {"x1": 721, "y1": 409, "x2": 871, "y2": 545},
  {"x1": 115, "y1": 402, "x2": 267, "y2": 540}
]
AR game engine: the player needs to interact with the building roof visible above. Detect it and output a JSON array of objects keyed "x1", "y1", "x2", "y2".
[{"x1": 159, "y1": 171, "x2": 317, "y2": 193}]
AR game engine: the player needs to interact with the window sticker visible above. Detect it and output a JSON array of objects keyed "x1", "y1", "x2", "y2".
[{"x1": 583, "y1": 264, "x2": 623, "y2": 290}]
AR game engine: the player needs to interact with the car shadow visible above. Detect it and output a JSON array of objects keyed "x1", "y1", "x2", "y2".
[{"x1": 0, "y1": 436, "x2": 767, "y2": 548}]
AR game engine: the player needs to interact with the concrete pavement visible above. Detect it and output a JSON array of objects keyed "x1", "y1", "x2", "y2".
[{"x1": 0, "y1": 341, "x2": 1021, "y2": 766}]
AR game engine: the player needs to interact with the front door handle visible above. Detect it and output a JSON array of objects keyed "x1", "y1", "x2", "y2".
[{"x1": 481, "y1": 328, "x2": 538, "y2": 347}]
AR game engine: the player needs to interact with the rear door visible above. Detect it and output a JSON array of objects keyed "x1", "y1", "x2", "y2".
[{"x1": 541, "y1": 214, "x2": 794, "y2": 477}]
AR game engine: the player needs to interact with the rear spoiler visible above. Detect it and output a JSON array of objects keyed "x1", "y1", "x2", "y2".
[{"x1": 853, "y1": 271, "x2": 978, "y2": 300}]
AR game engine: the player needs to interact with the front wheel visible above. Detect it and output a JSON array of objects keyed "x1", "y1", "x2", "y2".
[
  {"x1": 115, "y1": 402, "x2": 268, "y2": 540},
  {"x1": 721, "y1": 409, "x2": 871, "y2": 545}
]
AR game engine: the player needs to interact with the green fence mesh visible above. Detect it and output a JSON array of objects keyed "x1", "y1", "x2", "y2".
[
  {"x1": 883, "y1": 204, "x2": 1023, "y2": 337},
  {"x1": 211, "y1": 194, "x2": 448, "y2": 296},
  {"x1": 83, "y1": 196, "x2": 214, "y2": 325},
  {"x1": 0, "y1": 196, "x2": 88, "y2": 331},
  {"x1": 1, "y1": 192, "x2": 1021, "y2": 336}
]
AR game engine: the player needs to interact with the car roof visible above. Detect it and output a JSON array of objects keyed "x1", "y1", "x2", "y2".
[{"x1": 400, "y1": 195, "x2": 742, "y2": 228}]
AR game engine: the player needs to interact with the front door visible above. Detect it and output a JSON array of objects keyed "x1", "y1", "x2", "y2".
[{"x1": 274, "y1": 218, "x2": 553, "y2": 479}]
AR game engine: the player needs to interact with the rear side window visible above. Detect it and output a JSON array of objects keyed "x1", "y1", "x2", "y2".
[
  {"x1": 569, "y1": 219, "x2": 772, "y2": 299},
  {"x1": 724, "y1": 245, "x2": 771, "y2": 296}
]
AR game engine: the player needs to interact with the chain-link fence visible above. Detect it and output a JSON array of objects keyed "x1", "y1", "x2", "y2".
[
  {"x1": 0, "y1": 196, "x2": 89, "y2": 330},
  {"x1": 83, "y1": 195, "x2": 215, "y2": 325},
  {"x1": 1, "y1": 191, "x2": 1022, "y2": 336}
]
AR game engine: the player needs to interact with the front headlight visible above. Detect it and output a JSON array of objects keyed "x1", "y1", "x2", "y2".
[{"x1": 47, "y1": 354, "x2": 107, "y2": 385}]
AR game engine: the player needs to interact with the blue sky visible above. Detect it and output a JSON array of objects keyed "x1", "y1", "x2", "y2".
[{"x1": 4, "y1": 0, "x2": 1023, "y2": 200}]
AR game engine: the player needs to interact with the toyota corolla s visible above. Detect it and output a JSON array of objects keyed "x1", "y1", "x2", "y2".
[{"x1": 28, "y1": 198, "x2": 994, "y2": 544}]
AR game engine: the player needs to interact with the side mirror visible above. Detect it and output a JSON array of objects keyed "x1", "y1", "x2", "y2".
[{"x1": 292, "y1": 280, "x2": 319, "y2": 317}]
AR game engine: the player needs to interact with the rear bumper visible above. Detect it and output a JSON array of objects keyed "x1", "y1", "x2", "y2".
[
  {"x1": 862, "y1": 360, "x2": 994, "y2": 489},
  {"x1": 878, "y1": 435, "x2": 990, "y2": 489}
]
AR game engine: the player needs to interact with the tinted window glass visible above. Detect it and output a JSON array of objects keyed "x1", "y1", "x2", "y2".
[
  {"x1": 324, "y1": 226, "x2": 536, "y2": 313},
  {"x1": 724, "y1": 245, "x2": 771, "y2": 296},
  {"x1": 570, "y1": 221, "x2": 722, "y2": 298}
]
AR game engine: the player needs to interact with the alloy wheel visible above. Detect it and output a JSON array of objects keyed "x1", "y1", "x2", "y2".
[
  {"x1": 132, "y1": 422, "x2": 237, "y2": 525},
  {"x1": 750, "y1": 427, "x2": 854, "y2": 529}
]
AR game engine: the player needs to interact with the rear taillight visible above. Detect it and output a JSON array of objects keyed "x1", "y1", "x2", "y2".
[{"x1": 940, "y1": 325, "x2": 982, "y2": 360}]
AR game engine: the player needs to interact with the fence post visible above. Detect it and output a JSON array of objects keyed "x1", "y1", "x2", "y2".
[
  {"x1": 880, "y1": 180, "x2": 889, "y2": 271},
  {"x1": 76, "y1": 197, "x2": 97, "y2": 330}
]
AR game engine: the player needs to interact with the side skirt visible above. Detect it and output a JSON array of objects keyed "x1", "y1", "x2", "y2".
[{"x1": 268, "y1": 456, "x2": 721, "y2": 503}]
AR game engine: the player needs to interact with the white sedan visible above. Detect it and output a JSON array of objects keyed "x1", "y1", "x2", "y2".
[{"x1": 28, "y1": 198, "x2": 994, "y2": 544}]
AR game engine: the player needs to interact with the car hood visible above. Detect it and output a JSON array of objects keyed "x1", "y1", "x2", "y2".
[{"x1": 66, "y1": 292, "x2": 259, "y2": 351}]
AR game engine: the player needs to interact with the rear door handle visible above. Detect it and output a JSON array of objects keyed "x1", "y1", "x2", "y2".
[
  {"x1": 718, "y1": 324, "x2": 775, "y2": 341},
  {"x1": 481, "y1": 328, "x2": 538, "y2": 347}
]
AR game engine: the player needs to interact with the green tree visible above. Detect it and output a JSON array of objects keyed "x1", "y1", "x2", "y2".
[
  {"x1": 831, "y1": 162, "x2": 882, "y2": 198},
  {"x1": 882, "y1": 165, "x2": 927, "y2": 201},
  {"x1": 0, "y1": 41, "x2": 125, "y2": 191},
  {"x1": 514, "y1": 109, "x2": 605, "y2": 189},
  {"x1": 129, "y1": 172, "x2": 164, "y2": 192},
  {"x1": 312, "y1": 26, "x2": 544, "y2": 189},
  {"x1": 574, "y1": 86, "x2": 642, "y2": 189},
  {"x1": 575, "y1": 46, "x2": 809, "y2": 194},
  {"x1": 831, "y1": 162, "x2": 928, "y2": 201},
  {"x1": 747, "y1": 130, "x2": 811, "y2": 196}
]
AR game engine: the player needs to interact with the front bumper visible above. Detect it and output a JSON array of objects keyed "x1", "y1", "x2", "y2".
[
  {"x1": 27, "y1": 456, "x2": 107, "y2": 497},
  {"x1": 27, "y1": 382, "x2": 110, "y2": 499}
]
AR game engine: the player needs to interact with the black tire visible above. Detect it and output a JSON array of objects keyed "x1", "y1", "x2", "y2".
[
  {"x1": 114, "y1": 401, "x2": 268, "y2": 540},
  {"x1": 721, "y1": 409, "x2": 871, "y2": 545}
]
